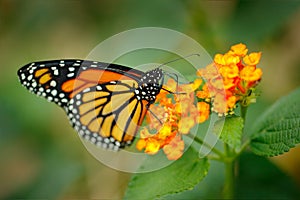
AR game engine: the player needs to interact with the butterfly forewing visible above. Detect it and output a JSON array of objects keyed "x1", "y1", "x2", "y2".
[{"x1": 17, "y1": 60, "x2": 144, "y2": 107}]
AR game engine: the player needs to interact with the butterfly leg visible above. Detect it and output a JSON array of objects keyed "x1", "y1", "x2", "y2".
[{"x1": 146, "y1": 103, "x2": 163, "y2": 125}]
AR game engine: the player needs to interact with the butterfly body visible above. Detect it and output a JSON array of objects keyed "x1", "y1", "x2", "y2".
[{"x1": 18, "y1": 59, "x2": 164, "y2": 150}]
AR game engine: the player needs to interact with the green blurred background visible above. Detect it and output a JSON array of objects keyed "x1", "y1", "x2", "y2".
[{"x1": 1, "y1": 0, "x2": 300, "y2": 199}]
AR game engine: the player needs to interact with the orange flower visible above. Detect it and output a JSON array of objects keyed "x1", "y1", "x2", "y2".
[
  {"x1": 209, "y1": 76, "x2": 224, "y2": 91},
  {"x1": 136, "y1": 128, "x2": 152, "y2": 151},
  {"x1": 230, "y1": 43, "x2": 248, "y2": 57},
  {"x1": 197, "y1": 63, "x2": 219, "y2": 79},
  {"x1": 175, "y1": 99, "x2": 192, "y2": 116},
  {"x1": 144, "y1": 138, "x2": 161, "y2": 155},
  {"x1": 197, "y1": 43, "x2": 263, "y2": 115},
  {"x1": 192, "y1": 79, "x2": 203, "y2": 91},
  {"x1": 136, "y1": 138, "x2": 146, "y2": 151},
  {"x1": 178, "y1": 117, "x2": 195, "y2": 134},
  {"x1": 223, "y1": 78, "x2": 235, "y2": 90},
  {"x1": 197, "y1": 102, "x2": 210, "y2": 123},
  {"x1": 219, "y1": 65, "x2": 239, "y2": 79},
  {"x1": 196, "y1": 90, "x2": 208, "y2": 99},
  {"x1": 136, "y1": 79, "x2": 200, "y2": 160},
  {"x1": 157, "y1": 124, "x2": 172, "y2": 140},
  {"x1": 227, "y1": 95, "x2": 237, "y2": 109},
  {"x1": 240, "y1": 66, "x2": 262, "y2": 82},
  {"x1": 163, "y1": 135, "x2": 184, "y2": 160},
  {"x1": 156, "y1": 79, "x2": 177, "y2": 100},
  {"x1": 243, "y1": 52, "x2": 261, "y2": 66},
  {"x1": 196, "y1": 84, "x2": 210, "y2": 99},
  {"x1": 214, "y1": 54, "x2": 240, "y2": 66},
  {"x1": 147, "y1": 105, "x2": 165, "y2": 130},
  {"x1": 212, "y1": 92, "x2": 227, "y2": 114}
]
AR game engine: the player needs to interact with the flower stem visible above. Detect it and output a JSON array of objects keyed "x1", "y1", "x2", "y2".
[
  {"x1": 223, "y1": 156, "x2": 235, "y2": 199},
  {"x1": 240, "y1": 105, "x2": 248, "y2": 123},
  {"x1": 222, "y1": 103, "x2": 249, "y2": 199},
  {"x1": 222, "y1": 143, "x2": 235, "y2": 198}
]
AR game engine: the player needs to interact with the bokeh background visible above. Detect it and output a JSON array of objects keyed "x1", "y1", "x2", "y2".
[{"x1": 1, "y1": 1, "x2": 300, "y2": 199}]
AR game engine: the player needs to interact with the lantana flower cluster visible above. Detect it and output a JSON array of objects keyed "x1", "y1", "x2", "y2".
[
  {"x1": 136, "y1": 43, "x2": 262, "y2": 160},
  {"x1": 197, "y1": 43, "x2": 262, "y2": 114}
]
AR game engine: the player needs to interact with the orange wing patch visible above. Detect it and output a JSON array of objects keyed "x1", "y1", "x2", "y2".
[
  {"x1": 71, "y1": 87, "x2": 146, "y2": 143},
  {"x1": 62, "y1": 69, "x2": 139, "y2": 98},
  {"x1": 35, "y1": 68, "x2": 52, "y2": 85},
  {"x1": 114, "y1": 99, "x2": 144, "y2": 142},
  {"x1": 35, "y1": 68, "x2": 49, "y2": 77}
]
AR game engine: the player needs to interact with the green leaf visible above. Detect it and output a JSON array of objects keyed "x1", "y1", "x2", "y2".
[
  {"x1": 124, "y1": 148, "x2": 210, "y2": 200},
  {"x1": 236, "y1": 152, "x2": 300, "y2": 199},
  {"x1": 250, "y1": 88, "x2": 300, "y2": 156},
  {"x1": 214, "y1": 116, "x2": 244, "y2": 149}
]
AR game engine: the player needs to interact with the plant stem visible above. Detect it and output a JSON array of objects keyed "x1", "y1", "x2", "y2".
[
  {"x1": 223, "y1": 157, "x2": 235, "y2": 199},
  {"x1": 238, "y1": 104, "x2": 249, "y2": 156},
  {"x1": 222, "y1": 143, "x2": 235, "y2": 198},
  {"x1": 187, "y1": 134, "x2": 225, "y2": 158},
  {"x1": 240, "y1": 105, "x2": 248, "y2": 123},
  {"x1": 220, "y1": 105, "x2": 248, "y2": 198}
]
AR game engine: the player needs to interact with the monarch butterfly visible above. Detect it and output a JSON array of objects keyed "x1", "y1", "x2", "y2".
[{"x1": 17, "y1": 59, "x2": 166, "y2": 150}]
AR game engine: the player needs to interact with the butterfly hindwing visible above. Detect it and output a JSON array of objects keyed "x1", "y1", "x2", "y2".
[{"x1": 67, "y1": 80, "x2": 148, "y2": 150}]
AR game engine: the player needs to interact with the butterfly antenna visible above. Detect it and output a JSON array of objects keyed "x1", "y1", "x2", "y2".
[
  {"x1": 159, "y1": 54, "x2": 200, "y2": 95},
  {"x1": 156, "y1": 53, "x2": 200, "y2": 69}
]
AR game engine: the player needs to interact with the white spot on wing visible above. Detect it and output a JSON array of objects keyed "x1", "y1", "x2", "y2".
[
  {"x1": 51, "y1": 89, "x2": 57, "y2": 96},
  {"x1": 27, "y1": 75, "x2": 33, "y2": 81},
  {"x1": 21, "y1": 74, "x2": 26, "y2": 80},
  {"x1": 50, "y1": 80, "x2": 56, "y2": 87},
  {"x1": 54, "y1": 70, "x2": 59, "y2": 76},
  {"x1": 96, "y1": 85, "x2": 102, "y2": 90},
  {"x1": 32, "y1": 82, "x2": 37, "y2": 88},
  {"x1": 67, "y1": 73, "x2": 74, "y2": 77},
  {"x1": 76, "y1": 94, "x2": 81, "y2": 99},
  {"x1": 83, "y1": 88, "x2": 91, "y2": 93}
]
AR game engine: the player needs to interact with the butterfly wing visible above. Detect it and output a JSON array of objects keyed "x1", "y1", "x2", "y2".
[
  {"x1": 67, "y1": 80, "x2": 148, "y2": 150},
  {"x1": 17, "y1": 59, "x2": 144, "y2": 107},
  {"x1": 18, "y1": 59, "x2": 149, "y2": 149}
]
